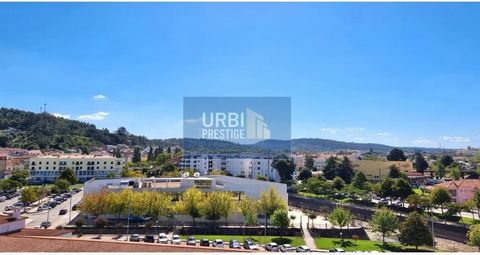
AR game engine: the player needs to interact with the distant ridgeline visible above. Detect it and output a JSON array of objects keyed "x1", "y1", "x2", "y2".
[{"x1": 0, "y1": 108, "x2": 446, "y2": 153}]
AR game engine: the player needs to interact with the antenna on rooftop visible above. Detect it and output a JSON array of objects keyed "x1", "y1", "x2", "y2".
[{"x1": 44, "y1": 103, "x2": 47, "y2": 113}]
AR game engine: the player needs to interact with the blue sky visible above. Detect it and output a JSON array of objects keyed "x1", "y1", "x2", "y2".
[{"x1": 1, "y1": 3, "x2": 480, "y2": 148}]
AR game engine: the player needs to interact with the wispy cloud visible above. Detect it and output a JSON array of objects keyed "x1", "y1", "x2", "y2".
[
  {"x1": 52, "y1": 113, "x2": 70, "y2": 119},
  {"x1": 442, "y1": 136, "x2": 470, "y2": 142},
  {"x1": 377, "y1": 132, "x2": 392, "y2": 136},
  {"x1": 319, "y1": 127, "x2": 366, "y2": 134},
  {"x1": 92, "y1": 94, "x2": 107, "y2": 100},
  {"x1": 183, "y1": 118, "x2": 202, "y2": 124},
  {"x1": 412, "y1": 138, "x2": 436, "y2": 145},
  {"x1": 78, "y1": 112, "x2": 109, "y2": 120}
]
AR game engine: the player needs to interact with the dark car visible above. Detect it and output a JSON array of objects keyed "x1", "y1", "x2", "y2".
[
  {"x1": 143, "y1": 235, "x2": 155, "y2": 243},
  {"x1": 59, "y1": 209, "x2": 68, "y2": 215},
  {"x1": 200, "y1": 239, "x2": 210, "y2": 247},
  {"x1": 40, "y1": 221, "x2": 51, "y2": 229},
  {"x1": 72, "y1": 204, "x2": 78, "y2": 211},
  {"x1": 229, "y1": 240, "x2": 241, "y2": 249}
]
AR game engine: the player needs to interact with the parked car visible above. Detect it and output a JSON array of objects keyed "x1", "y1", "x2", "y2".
[
  {"x1": 40, "y1": 221, "x2": 51, "y2": 229},
  {"x1": 158, "y1": 233, "x2": 168, "y2": 244},
  {"x1": 143, "y1": 235, "x2": 155, "y2": 243},
  {"x1": 186, "y1": 236, "x2": 196, "y2": 246},
  {"x1": 265, "y1": 242, "x2": 279, "y2": 252},
  {"x1": 72, "y1": 203, "x2": 78, "y2": 211},
  {"x1": 13, "y1": 202, "x2": 24, "y2": 207},
  {"x1": 59, "y1": 209, "x2": 68, "y2": 215},
  {"x1": 329, "y1": 248, "x2": 346, "y2": 252},
  {"x1": 229, "y1": 240, "x2": 241, "y2": 249},
  {"x1": 200, "y1": 239, "x2": 210, "y2": 247},
  {"x1": 280, "y1": 244, "x2": 295, "y2": 252},
  {"x1": 6, "y1": 193, "x2": 17, "y2": 199},
  {"x1": 213, "y1": 239, "x2": 224, "y2": 248},
  {"x1": 0, "y1": 196, "x2": 6, "y2": 202},
  {"x1": 243, "y1": 239, "x2": 258, "y2": 250},
  {"x1": 4, "y1": 205, "x2": 13, "y2": 211},
  {"x1": 296, "y1": 245, "x2": 311, "y2": 252},
  {"x1": 37, "y1": 205, "x2": 51, "y2": 212},
  {"x1": 171, "y1": 235, "x2": 181, "y2": 245},
  {"x1": 130, "y1": 234, "x2": 141, "y2": 242}
]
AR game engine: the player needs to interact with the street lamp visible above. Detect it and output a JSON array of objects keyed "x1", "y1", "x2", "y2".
[
  {"x1": 126, "y1": 204, "x2": 131, "y2": 241},
  {"x1": 46, "y1": 208, "x2": 50, "y2": 228},
  {"x1": 69, "y1": 195, "x2": 72, "y2": 223},
  {"x1": 155, "y1": 220, "x2": 159, "y2": 236}
]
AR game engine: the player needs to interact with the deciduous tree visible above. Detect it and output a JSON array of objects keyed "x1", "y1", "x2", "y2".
[
  {"x1": 369, "y1": 208, "x2": 398, "y2": 245},
  {"x1": 398, "y1": 212, "x2": 433, "y2": 250}
]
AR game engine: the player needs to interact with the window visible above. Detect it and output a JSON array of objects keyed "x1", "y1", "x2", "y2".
[{"x1": 194, "y1": 180, "x2": 212, "y2": 189}]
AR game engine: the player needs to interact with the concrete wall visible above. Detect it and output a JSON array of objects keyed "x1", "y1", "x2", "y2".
[{"x1": 0, "y1": 219, "x2": 25, "y2": 234}]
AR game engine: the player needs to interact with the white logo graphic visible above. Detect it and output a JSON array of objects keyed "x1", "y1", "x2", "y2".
[
  {"x1": 200, "y1": 108, "x2": 270, "y2": 140},
  {"x1": 246, "y1": 108, "x2": 270, "y2": 139}
]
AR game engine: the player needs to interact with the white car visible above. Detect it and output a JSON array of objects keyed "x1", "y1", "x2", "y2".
[
  {"x1": 265, "y1": 242, "x2": 279, "y2": 251},
  {"x1": 158, "y1": 233, "x2": 168, "y2": 244},
  {"x1": 213, "y1": 239, "x2": 224, "y2": 248},
  {"x1": 280, "y1": 244, "x2": 294, "y2": 252},
  {"x1": 171, "y1": 235, "x2": 182, "y2": 245},
  {"x1": 296, "y1": 245, "x2": 311, "y2": 252}
]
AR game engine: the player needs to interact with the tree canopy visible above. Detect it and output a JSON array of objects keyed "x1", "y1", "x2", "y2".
[{"x1": 387, "y1": 148, "x2": 407, "y2": 161}]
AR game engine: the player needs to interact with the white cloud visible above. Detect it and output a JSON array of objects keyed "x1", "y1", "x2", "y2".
[
  {"x1": 412, "y1": 138, "x2": 436, "y2": 145},
  {"x1": 77, "y1": 112, "x2": 109, "y2": 121},
  {"x1": 319, "y1": 127, "x2": 365, "y2": 134},
  {"x1": 183, "y1": 118, "x2": 202, "y2": 124},
  {"x1": 51, "y1": 113, "x2": 70, "y2": 119},
  {"x1": 319, "y1": 128, "x2": 339, "y2": 134},
  {"x1": 442, "y1": 136, "x2": 470, "y2": 142},
  {"x1": 377, "y1": 132, "x2": 392, "y2": 136},
  {"x1": 92, "y1": 94, "x2": 107, "y2": 100}
]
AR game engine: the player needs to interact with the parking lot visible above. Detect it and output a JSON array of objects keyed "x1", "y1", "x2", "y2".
[
  {"x1": 0, "y1": 188, "x2": 84, "y2": 229},
  {"x1": 74, "y1": 233, "x2": 313, "y2": 252}
]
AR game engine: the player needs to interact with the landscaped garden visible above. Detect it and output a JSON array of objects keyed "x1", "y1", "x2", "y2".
[{"x1": 314, "y1": 238, "x2": 434, "y2": 252}]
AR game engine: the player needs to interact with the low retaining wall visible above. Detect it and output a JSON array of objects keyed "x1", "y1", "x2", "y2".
[
  {"x1": 179, "y1": 226, "x2": 302, "y2": 236},
  {"x1": 309, "y1": 228, "x2": 369, "y2": 240}
]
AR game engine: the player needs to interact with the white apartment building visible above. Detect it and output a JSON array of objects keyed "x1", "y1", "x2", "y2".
[
  {"x1": 29, "y1": 155, "x2": 126, "y2": 183},
  {"x1": 179, "y1": 154, "x2": 281, "y2": 182}
]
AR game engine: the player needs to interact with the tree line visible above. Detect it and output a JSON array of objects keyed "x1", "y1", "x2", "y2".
[{"x1": 78, "y1": 186, "x2": 288, "y2": 230}]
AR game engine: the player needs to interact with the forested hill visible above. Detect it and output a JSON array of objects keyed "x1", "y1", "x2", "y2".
[
  {"x1": 0, "y1": 108, "x2": 152, "y2": 150},
  {"x1": 0, "y1": 107, "x2": 445, "y2": 153}
]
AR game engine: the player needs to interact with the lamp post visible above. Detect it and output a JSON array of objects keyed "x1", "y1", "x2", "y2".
[
  {"x1": 126, "y1": 204, "x2": 130, "y2": 241},
  {"x1": 155, "y1": 220, "x2": 159, "y2": 237},
  {"x1": 69, "y1": 195, "x2": 72, "y2": 223},
  {"x1": 46, "y1": 208, "x2": 50, "y2": 228}
]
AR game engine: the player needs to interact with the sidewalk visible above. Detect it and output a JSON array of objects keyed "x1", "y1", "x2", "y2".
[{"x1": 299, "y1": 214, "x2": 316, "y2": 249}]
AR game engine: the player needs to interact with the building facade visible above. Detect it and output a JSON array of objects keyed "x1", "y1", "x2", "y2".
[
  {"x1": 29, "y1": 155, "x2": 125, "y2": 183},
  {"x1": 429, "y1": 179, "x2": 480, "y2": 204},
  {"x1": 352, "y1": 160, "x2": 414, "y2": 182},
  {"x1": 179, "y1": 154, "x2": 281, "y2": 182}
]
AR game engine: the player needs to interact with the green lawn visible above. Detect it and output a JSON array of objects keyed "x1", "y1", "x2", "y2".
[
  {"x1": 298, "y1": 191, "x2": 328, "y2": 199},
  {"x1": 180, "y1": 235, "x2": 305, "y2": 246},
  {"x1": 413, "y1": 188, "x2": 424, "y2": 195},
  {"x1": 461, "y1": 216, "x2": 480, "y2": 225},
  {"x1": 314, "y1": 238, "x2": 434, "y2": 252},
  {"x1": 28, "y1": 183, "x2": 83, "y2": 190}
]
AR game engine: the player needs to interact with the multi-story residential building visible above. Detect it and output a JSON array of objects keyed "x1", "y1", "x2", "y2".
[
  {"x1": 179, "y1": 154, "x2": 281, "y2": 182},
  {"x1": 352, "y1": 160, "x2": 414, "y2": 182},
  {"x1": 428, "y1": 179, "x2": 480, "y2": 204},
  {"x1": 29, "y1": 155, "x2": 125, "y2": 183}
]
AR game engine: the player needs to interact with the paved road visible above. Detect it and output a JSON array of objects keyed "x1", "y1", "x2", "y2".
[
  {"x1": 0, "y1": 196, "x2": 20, "y2": 213},
  {"x1": 26, "y1": 190, "x2": 84, "y2": 229}
]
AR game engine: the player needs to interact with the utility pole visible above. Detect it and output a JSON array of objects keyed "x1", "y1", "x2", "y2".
[{"x1": 46, "y1": 208, "x2": 50, "y2": 228}]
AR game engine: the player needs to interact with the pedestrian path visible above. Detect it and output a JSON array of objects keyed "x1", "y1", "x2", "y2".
[{"x1": 300, "y1": 214, "x2": 316, "y2": 249}]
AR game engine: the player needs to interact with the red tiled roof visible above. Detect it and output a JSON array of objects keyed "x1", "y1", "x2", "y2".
[
  {"x1": 0, "y1": 235, "x2": 252, "y2": 252},
  {"x1": 434, "y1": 179, "x2": 480, "y2": 191}
]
